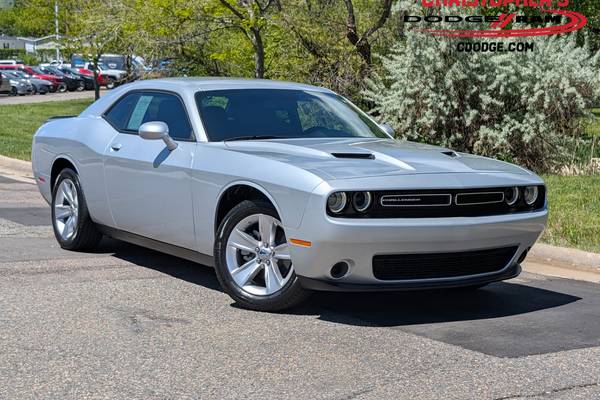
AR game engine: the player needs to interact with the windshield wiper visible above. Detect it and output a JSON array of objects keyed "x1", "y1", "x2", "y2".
[{"x1": 223, "y1": 135, "x2": 285, "y2": 142}]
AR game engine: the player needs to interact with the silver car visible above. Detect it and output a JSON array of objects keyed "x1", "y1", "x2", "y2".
[{"x1": 32, "y1": 78, "x2": 547, "y2": 311}]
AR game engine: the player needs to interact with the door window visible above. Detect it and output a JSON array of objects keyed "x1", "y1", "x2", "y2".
[{"x1": 104, "y1": 91, "x2": 193, "y2": 141}]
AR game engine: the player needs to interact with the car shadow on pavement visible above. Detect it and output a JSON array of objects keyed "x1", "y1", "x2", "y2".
[
  {"x1": 97, "y1": 238, "x2": 223, "y2": 292},
  {"x1": 298, "y1": 282, "x2": 580, "y2": 326}
]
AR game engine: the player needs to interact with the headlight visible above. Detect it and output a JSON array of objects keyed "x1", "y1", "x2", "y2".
[
  {"x1": 523, "y1": 186, "x2": 539, "y2": 205},
  {"x1": 327, "y1": 192, "x2": 347, "y2": 214},
  {"x1": 504, "y1": 187, "x2": 519, "y2": 206},
  {"x1": 352, "y1": 191, "x2": 372, "y2": 212}
]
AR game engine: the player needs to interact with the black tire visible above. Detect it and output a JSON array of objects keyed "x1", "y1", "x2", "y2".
[
  {"x1": 105, "y1": 79, "x2": 115, "y2": 90},
  {"x1": 51, "y1": 168, "x2": 102, "y2": 251},
  {"x1": 214, "y1": 200, "x2": 311, "y2": 312},
  {"x1": 57, "y1": 83, "x2": 67, "y2": 93},
  {"x1": 11, "y1": 87, "x2": 17, "y2": 96}
]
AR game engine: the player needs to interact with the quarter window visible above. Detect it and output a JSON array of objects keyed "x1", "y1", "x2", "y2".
[{"x1": 104, "y1": 91, "x2": 193, "y2": 141}]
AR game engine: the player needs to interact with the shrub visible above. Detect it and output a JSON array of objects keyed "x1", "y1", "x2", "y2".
[{"x1": 363, "y1": 30, "x2": 600, "y2": 171}]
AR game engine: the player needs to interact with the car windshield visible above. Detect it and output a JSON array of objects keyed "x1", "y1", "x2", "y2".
[
  {"x1": 195, "y1": 89, "x2": 389, "y2": 141},
  {"x1": 30, "y1": 67, "x2": 44, "y2": 74}
]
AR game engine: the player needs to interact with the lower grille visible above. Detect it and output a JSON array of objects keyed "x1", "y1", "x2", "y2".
[{"x1": 372, "y1": 246, "x2": 518, "y2": 281}]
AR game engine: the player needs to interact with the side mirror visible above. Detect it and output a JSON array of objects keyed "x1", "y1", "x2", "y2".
[
  {"x1": 379, "y1": 123, "x2": 395, "y2": 137},
  {"x1": 139, "y1": 121, "x2": 178, "y2": 151}
]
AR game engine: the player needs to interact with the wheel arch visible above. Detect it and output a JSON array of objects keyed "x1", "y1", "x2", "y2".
[
  {"x1": 50, "y1": 156, "x2": 78, "y2": 191},
  {"x1": 214, "y1": 181, "x2": 283, "y2": 232}
]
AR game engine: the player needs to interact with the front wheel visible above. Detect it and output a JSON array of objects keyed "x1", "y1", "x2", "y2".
[
  {"x1": 51, "y1": 168, "x2": 102, "y2": 251},
  {"x1": 214, "y1": 200, "x2": 311, "y2": 312},
  {"x1": 57, "y1": 83, "x2": 67, "y2": 93}
]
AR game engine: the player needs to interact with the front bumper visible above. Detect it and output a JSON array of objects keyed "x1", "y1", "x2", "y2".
[{"x1": 286, "y1": 189, "x2": 547, "y2": 291}]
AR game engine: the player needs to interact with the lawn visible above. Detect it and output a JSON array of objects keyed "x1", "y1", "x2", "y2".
[
  {"x1": 541, "y1": 175, "x2": 600, "y2": 253},
  {"x1": 585, "y1": 108, "x2": 600, "y2": 137},
  {"x1": 0, "y1": 99, "x2": 599, "y2": 253},
  {"x1": 0, "y1": 99, "x2": 93, "y2": 161}
]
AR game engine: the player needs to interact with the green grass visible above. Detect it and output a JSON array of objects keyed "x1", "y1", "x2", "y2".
[
  {"x1": 541, "y1": 175, "x2": 600, "y2": 253},
  {"x1": 585, "y1": 108, "x2": 600, "y2": 137},
  {"x1": 0, "y1": 99, "x2": 93, "y2": 161}
]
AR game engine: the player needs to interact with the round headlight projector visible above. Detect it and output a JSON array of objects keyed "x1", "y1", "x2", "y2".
[
  {"x1": 352, "y1": 191, "x2": 372, "y2": 212},
  {"x1": 524, "y1": 186, "x2": 539, "y2": 205},
  {"x1": 327, "y1": 192, "x2": 347, "y2": 213},
  {"x1": 504, "y1": 187, "x2": 519, "y2": 206}
]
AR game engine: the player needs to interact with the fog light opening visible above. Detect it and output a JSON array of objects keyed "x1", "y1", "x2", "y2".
[{"x1": 330, "y1": 261, "x2": 350, "y2": 279}]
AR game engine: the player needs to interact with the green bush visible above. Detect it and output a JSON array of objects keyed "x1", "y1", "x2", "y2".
[{"x1": 364, "y1": 31, "x2": 600, "y2": 172}]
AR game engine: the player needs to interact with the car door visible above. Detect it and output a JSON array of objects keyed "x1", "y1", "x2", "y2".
[{"x1": 102, "y1": 90, "x2": 197, "y2": 250}]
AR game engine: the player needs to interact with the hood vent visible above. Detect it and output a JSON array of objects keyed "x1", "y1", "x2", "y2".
[
  {"x1": 331, "y1": 152, "x2": 375, "y2": 160},
  {"x1": 442, "y1": 151, "x2": 458, "y2": 158}
]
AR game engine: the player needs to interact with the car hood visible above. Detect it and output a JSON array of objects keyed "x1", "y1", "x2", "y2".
[{"x1": 223, "y1": 138, "x2": 531, "y2": 180}]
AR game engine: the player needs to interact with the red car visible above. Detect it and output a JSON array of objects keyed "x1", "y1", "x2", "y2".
[
  {"x1": 0, "y1": 65, "x2": 66, "y2": 92},
  {"x1": 77, "y1": 68, "x2": 113, "y2": 89}
]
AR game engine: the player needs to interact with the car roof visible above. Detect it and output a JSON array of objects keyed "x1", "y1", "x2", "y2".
[{"x1": 126, "y1": 77, "x2": 335, "y2": 92}]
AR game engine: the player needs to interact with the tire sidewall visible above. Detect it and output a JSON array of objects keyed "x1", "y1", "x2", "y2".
[
  {"x1": 51, "y1": 169, "x2": 87, "y2": 249},
  {"x1": 214, "y1": 201, "x2": 301, "y2": 306}
]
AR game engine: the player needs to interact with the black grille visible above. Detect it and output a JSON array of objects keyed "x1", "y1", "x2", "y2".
[
  {"x1": 327, "y1": 186, "x2": 546, "y2": 218},
  {"x1": 372, "y1": 246, "x2": 518, "y2": 281}
]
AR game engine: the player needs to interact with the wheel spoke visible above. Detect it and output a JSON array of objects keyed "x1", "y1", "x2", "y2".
[
  {"x1": 229, "y1": 228, "x2": 259, "y2": 253},
  {"x1": 273, "y1": 243, "x2": 291, "y2": 261},
  {"x1": 54, "y1": 205, "x2": 72, "y2": 220},
  {"x1": 265, "y1": 262, "x2": 284, "y2": 293},
  {"x1": 64, "y1": 216, "x2": 75, "y2": 239},
  {"x1": 62, "y1": 183, "x2": 75, "y2": 206},
  {"x1": 231, "y1": 258, "x2": 262, "y2": 287},
  {"x1": 258, "y1": 214, "x2": 276, "y2": 245}
]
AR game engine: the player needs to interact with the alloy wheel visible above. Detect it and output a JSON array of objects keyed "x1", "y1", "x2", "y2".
[
  {"x1": 53, "y1": 179, "x2": 79, "y2": 241},
  {"x1": 225, "y1": 214, "x2": 293, "y2": 296}
]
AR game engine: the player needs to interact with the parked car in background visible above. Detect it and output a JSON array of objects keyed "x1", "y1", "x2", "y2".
[
  {"x1": 84, "y1": 62, "x2": 127, "y2": 88},
  {"x1": 58, "y1": 66, "x2": 95, "y2": 90},
  {"x1": 2, "y1": 71, "x2": 36, "y2": 94},
  {"x1": 1, "y1": 71, "x2": 31, "y2": 95},
  {"x1": 0, "y1": 65, "x2": 65, "y2": 92},
  {"x1": 9, "y1": 70, "x2": 53, "y2": 94},
  {"x1": 0, "y1": 59, "x2": 24, "y2": 65},
  {"x1": 0, "y1": 71, "x2": 11, "y2": 94},
  {"x1": 38, "y1": 66, "x2": 85, "y2": 92}
]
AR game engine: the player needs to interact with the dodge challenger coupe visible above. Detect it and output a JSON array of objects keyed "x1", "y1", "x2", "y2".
[{"x1": 32, "y1": 78, "x2": 547, "y2": 311}]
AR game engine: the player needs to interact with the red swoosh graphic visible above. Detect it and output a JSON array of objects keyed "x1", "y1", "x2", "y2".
[{"x1": 420, "y1": 10, "x2": 587, "y2": 38}]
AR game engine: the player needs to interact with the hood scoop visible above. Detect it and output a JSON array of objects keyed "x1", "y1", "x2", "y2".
[
  {"x1": 331, "y1": 152, "x2": 375, "y2": 160},
  {"x1": 441, "y1": 150, "x2": 459, "y2": 158}
]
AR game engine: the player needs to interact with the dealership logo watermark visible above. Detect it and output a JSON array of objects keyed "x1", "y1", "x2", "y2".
[{"x1": 403, "y1": 0, "x2": 587, "y2": 52}]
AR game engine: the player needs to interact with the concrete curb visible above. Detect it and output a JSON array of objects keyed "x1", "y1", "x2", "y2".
[
  {"x1": 0, "y1": 155, "x2": 33, "y2": 179},
  {"x1": 528, "y1": 243, "x2": 600, "y2": 275},
  {"x1": 0, "y1": 155, "x2": 599, "y2": 277}
]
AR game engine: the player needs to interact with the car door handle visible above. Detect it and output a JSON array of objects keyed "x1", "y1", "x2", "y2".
[{"x1": 110, "y1": 143, "x2": 122, "y2": 151}]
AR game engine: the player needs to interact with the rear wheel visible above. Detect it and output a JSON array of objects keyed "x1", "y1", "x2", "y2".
[
  {"x1": 76, "y1": 81, "x2": 85, "y2": 91},
  {"x1": 214, "y1": 200, "x2": 311, "y2": 312},
  {"x1": 105, "y1": 79, "x2": 115, "y2": 90},
  {"x1": 57, "y1": 83, "x2": 67, "y2": 93},
  {"x1": 11, "y1": 87, "x2": 17, "y2": 96},
  {"x1": 51, "y1": 168, "x2": 102, "y2": 251}
]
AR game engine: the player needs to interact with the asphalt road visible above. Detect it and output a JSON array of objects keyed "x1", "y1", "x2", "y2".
[{"x1": 0, "y1": 173, "x2": 599, "y2": 399}]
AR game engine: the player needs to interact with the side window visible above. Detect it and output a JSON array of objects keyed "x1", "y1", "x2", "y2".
[
  {"x1": 105, "y1": 91, "x2": 193, "y2": 141},
  {"x1": 104, "y1": 92, "x2": 141, "y2": 131}
]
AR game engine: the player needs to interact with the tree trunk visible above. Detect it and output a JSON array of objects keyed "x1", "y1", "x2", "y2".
[
  {"x1": 251, "y1": 27, "x2": 265, "y2": 78},
  {"x1": 91, "y1": 57, "x2": 100, "y2": 100}
]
